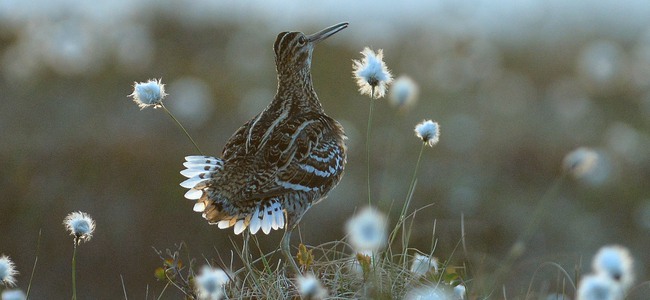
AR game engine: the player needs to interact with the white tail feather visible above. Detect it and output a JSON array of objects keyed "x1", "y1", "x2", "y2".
[
  {"x1": 180, "y1": 177, "x2": 207, "y2": 189},
  {"x1": 217, "y1": 220, "x2": 231, "y2": 229},
  {"x1": 261, "y1": 205, "x2": 273, "y2": 234},
  {"x1": 182, "y1": 154, "x2": 288, "y2": 236},
  {"x1": 249, "y1": 209, "x2": 262, "y2": 234},
  {"x1": 193, "y1": 202, "x2": 206, "y2": 212},
  {"x1": 233, "y1": 219, "x2": 246, "y2": 235},
  {"x1": 184, "y1": 189, "x2": 202, "y2": 200}
]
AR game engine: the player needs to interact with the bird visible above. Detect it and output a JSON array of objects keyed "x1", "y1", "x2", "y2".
[{"x1": 180, "y1": 22, "x2": 348, "y2": 272}]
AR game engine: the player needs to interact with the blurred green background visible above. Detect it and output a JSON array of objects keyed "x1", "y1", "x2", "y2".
[{"x1": 1, "y1": 0, "x2": 650, "y2": 298}]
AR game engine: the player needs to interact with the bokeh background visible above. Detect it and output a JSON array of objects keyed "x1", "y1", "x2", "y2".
[{"x1": 1, "y1": 0, "x2": 650, "y2": 298}]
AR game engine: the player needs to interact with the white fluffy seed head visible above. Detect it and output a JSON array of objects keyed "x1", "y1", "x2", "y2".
[
  {"x1": 195, "y1": 265, "x2": 229, "y2": 300},
  {"x1": 1, "y1": 289, "x2": 26, "y2": 300},
  {"x1": 414, "y1": 120, "x2": 440, "y2": 147},
  {"x1": 0, "y1": 255, "x2": 18, "y2": 287},
  {"x1": 562, "y1": 147, "x2": 599, "y2": 178},
  {"x1": 454, "y1": 284, "x2": 466, "y2": 300},
  {"x1": 345, "y1": 207, "x2": 388, "y2": 253},
  {"x1": 592, "y1": 245, "x2": 634, "y2": 290},
  {"x1": 63, "y1": 211, "x2": 96, "y2": 244},
  {"x1": 410, "y1": 253, "x2": 439, "y2": 276},
  {"x1": 297, "y1": 274, "x2": 328, "y2": 300},
  {"x1": 352, "y1": 47, "x2": 393, "y2": 99},
  {"x1": 405, "y1": 286, "x2": 453, "y2": 300},
  {"x1": 129, "y1": 78, "x2": 168, "y2": 109},
  {"x1": 576, "y1": 273, "x2": 624, "y2": 300},
  {"x1": 389, "y1": 75, "x2": 419, "y2": 109}
]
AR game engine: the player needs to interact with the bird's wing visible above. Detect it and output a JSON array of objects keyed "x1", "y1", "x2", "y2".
[
  {"x1": 246, "y1": 113, "x2": 346, "y2": 199},
  {"x1": 221, "y1": 113, "x2": 260, "y2": 161}
]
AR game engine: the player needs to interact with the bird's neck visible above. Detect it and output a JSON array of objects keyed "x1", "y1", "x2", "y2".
[{"x1": 274, "y1": 69, "x2": 322, "y2": 113}]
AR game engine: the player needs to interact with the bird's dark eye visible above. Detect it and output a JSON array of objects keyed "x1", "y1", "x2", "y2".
[{"x1": 298, "y1": 36, "x2": 307, "y2": 46}]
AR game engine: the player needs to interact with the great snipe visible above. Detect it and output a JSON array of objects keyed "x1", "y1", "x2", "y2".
[{"x1": 180, "y1": 22, "x2": 348, "y2": 272}]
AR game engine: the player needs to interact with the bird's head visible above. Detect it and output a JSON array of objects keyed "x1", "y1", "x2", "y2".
[{"x1": 273, "y1": 22, "x2": 348, "y2": 75}]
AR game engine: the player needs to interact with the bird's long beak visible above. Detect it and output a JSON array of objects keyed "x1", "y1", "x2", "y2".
[{"x1": 307, "y1": 22, "x2": 349, "y2": 43}]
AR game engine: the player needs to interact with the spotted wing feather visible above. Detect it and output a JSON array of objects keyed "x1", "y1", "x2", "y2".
[{"x1": 248, "y1": 113, "x2": 346, "y2": 200}]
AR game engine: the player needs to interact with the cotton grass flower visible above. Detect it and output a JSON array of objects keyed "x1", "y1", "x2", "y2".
[
  {"x1": 389, "y1": 75, "x2": 419, "y2": 109},
  {"x1": 592, "y1": 245, "x2": 634, "y2": 290},
  {"x1": 297, "y1": 274, "x2": 328, "y2": 300},
  {"x1": 64, "y1": 211, "x2": 96, "y2": 300},
  {"x1": 454, "y1": 284, "x2": 466, "y2": 300},
  {"x1": 576, "y1": 273, "x2": 624, "y2": 300},
  {"x1": 562, "y1": 147, "x2": 599, "y2": 178},
  {"x1": 1, "y1": 289, "x2": 26, "y2": 300},
  {"x1": 401, "y1": 119, "x2": 440, "y2": 232},
  {"x1": 353, "y1": 47, "x2": 393, "y2": 206},
  {"x1": 415, "y1": 120, "x2": 440, "y2": 147},
  {"x1": 63, "y1": 211, "x2": 96, "y2": 245},
  {"x1": 129, "y1": 78, "x2": 167, "y2": 109},
  {"x1": 127, "y1": 78, "x2": 204, "y2": 154},
  {"x1": 405, "y1": 286, "x2": 452, "y2": 300},
  {"x1": 410, "y1": 253, "x2": 439, "y2": 276},
  {"x1": 345, "y1": 207, "x2": 388, "y2": 253},
  {"x1": 353, "y1": 47, "x2": 393, "y2": 99},
  {"x1": 195, "y1": 265, "x2": 229, "y2": 300},
  {"x1": 0, "y1": 255, "x2": 17, "y2": 287}
]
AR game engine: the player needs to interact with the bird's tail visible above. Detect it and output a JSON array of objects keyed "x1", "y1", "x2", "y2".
[
  {"x1": 180, "y1": 156, "x2": 224, "y2": 211},
  {"x1": 179, "y1": 155, "x2": 286, "y2": 235}
]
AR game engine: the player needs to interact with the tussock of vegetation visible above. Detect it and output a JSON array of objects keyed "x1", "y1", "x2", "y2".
[{"x1": 154, "y1": 225, "x2": 463, "y2": 299}]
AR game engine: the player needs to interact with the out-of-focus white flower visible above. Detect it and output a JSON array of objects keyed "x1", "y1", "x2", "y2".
[
  {"x1": 414, "y1": 120, "x2": 440, "y2": 147},
  {"x1": 297, "y1": 274, "x2": 328, "y2": 300},
  {"x1": 454, "y1": 284, "x2": 466, "y2": 300},
  {"x1": 345, "y1": 207, "x2": 388, "y2": 253},
  {"x1": 576, "y1": 40, "x2": 624, "y2": 89},
  {"x1": 352, "y1": 47, "x2": 393, "y2": 99},
  {"x1": 63, "y1": 211, "x2": 96, "y2": 245},
  {"x1": 129, "y1": 78, "x2": 168, "y2": 109},
  {"x1": 389, "y1": 75, "x2": 419, "y2": 109},
  {"x1": 576, "y1": 273, "x2": 624, "y2": 300},
  {"x1": 1, "y1": 289, "x2": 26, "y2": 300},
  {"x1": 167, "y1": 77, "x2": 214, "y2": 128},
  {"x1": 195, "y1": 265, "x2": 229, "y2": 300},
  {"x1": 562, "y1": 147, "x2": 599, "y2": 178},
  {"x1": 410, "y1": 253, "x2": 438, "y2": 276},
  {"x1": 592, "y1": 245, "x2": 634, "y2": 290},
  {"x1": 405, "y1": 286, "x2": 452, "y2": 300},
  {"x1": 0, "y1": 255, "x2": 17, "y2": 287}
]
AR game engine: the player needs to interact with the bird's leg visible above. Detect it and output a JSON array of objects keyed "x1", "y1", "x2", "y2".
[{"x1": 281, "y1": 227, "x2": 301, "y2": 274}]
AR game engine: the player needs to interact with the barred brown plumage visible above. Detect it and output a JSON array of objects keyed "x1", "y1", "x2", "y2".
[{"x1": 180, "y1": 22, "x2": 349, "y2": 272}]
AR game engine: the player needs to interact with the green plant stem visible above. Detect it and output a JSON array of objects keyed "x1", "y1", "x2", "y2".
[
  {"x1": 120, "y1": 274, "x2": 128, "y2": 300},
  {"x1": 160, "y1": 104, "x2": 204, "y2": 155},
  {"x1": 157, "y1": 281, "x2": 170, "y2": 300},
  {"x1": 71, "y1": 242, "x2": 77, "y2": 300},
  {"x1": 25, "y1": 229, "x2": 42, "y2": 300},
  {"x1": 388, "y1": 143, "x2": 425, "y2": 247},
  {"x1": 489, "y1": 175, "x2": 566, "y2": 292},
  {"x1": 401, "y1": 143, "x2": 425, "y2": 221},
  {"x1": 366, "y1": 89, "x2": 376, "y2": 206},
  {"x1": 242, "y1": 231, "x2": 258, "y2": 278},
  {"x1": 400, "y1": 144, "x2": 426, "y2": 263}
]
